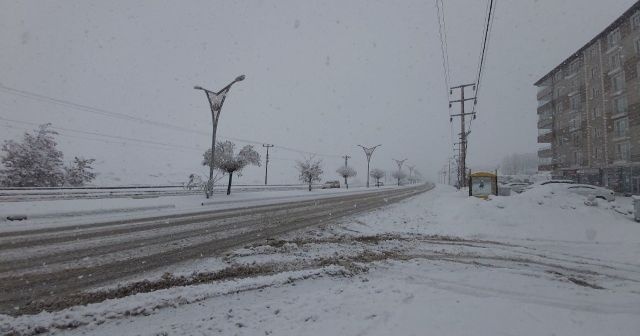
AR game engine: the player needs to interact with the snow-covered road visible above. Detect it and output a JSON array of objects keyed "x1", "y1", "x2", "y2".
[
  {"x1": 2, "y1": 184, "x2": 640, "y2": 335},
  {"x1": 0, "y1": 184, "x2": 428, "y2": 319}
]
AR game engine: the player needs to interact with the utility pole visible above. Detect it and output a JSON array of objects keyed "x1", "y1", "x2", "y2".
[
  {"x1": 449, "y1": 83, "x2": 476, "y2": 188},
  {"x1": 392, "y1": 158, "x2": 407, "y2": 186},
  {"x1": 341, "y1": 155, "x2": 351, "y2": 189},
  {"x1": 194, "y1": 75, "x2": 245, "y2": 198},
  {"x1": 358, "y1": 144, "x2": 382, "y2": 188},
  {"x1": 448, "y1": 157, "x2": 452, "y2": 185},
  {"x1": 262, "y1": 144, "x2": 274, "y2": 185}
]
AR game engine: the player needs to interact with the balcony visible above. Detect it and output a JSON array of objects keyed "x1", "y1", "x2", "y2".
[
  {"x1": 538, "y1": 164, "x2": 553, "y2": 171},
  {"x1": 537, "y1": 97, "x2": 552, "y2": 108},
  {"x1": 538, "y1": 115, "x2": 553, "y2": 129},
  {"x1": 538, "y1": 146, "x2": 553, "y2": 158},
  {"x1": 538, "y1": 129, "x2": 553, "y2": 143},
  {"x1": 538, "y1": 133, "x2": 553, "y2": 143},
  {"x1": 538, "y1": 157, "x2": 553, "y2": 172},
  {"x1": 537, "y1": 85, "x2": 552, "y2": 100}
]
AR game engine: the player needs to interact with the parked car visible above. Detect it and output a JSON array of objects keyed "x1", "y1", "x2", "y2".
[
  {"x1": 565, "y1": 184, "x2": 615, "y2": 201},
  {"x1": 376, "y1": 181, "x2": 384, "y2": 187},
  {"x1": 321, "y1": 180, "x2": 341, "y2": 189},
  {"x1": 507, "y1": 182, "x2": 530, "y2": 193},
  {"x1": 539, "y1": 179, "x2": 575, "y2": 185}
]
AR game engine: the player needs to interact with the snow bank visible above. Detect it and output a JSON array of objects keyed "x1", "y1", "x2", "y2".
[{"x1": 0, "y1": 266, "x2": 348, "y2": 336}]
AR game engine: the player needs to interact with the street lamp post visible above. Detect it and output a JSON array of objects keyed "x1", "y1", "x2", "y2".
[
  {"x1": 194, "y1": 75, "x2": 245, "y2": 198},
  {"x1": 358, "y1": 144, "x2": 381, "y2": 188},
  {"x1": 407, "y1": 165, "x2": 415, "y2": 184},
  {"x1": 392, "y1": 158, "x2": 407, "y2": 186}
]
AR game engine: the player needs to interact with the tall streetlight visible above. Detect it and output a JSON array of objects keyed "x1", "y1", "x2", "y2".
[
  {"x1": 194, "y1": 75, "x2": 245, "y2": 198},
  {"x1": 407, "y1": 165, "x2": 415, "y2": 184},
  {"x1": 393, "y1": 158, "x2": 407, "y2": 186},
  {"x1": 358, "y1": 144, "x2": 381, "y2": 188}
]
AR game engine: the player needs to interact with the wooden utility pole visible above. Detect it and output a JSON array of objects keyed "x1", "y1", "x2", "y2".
[
  {"x1": 449, "y1": 83, "x2": 475, "y2": 188},
  {"x1": 262, "y1": 144, "x2": 274, "y2": 185}
]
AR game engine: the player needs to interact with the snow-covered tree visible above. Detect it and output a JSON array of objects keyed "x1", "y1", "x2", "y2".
[
  {"x1": 0, "y1": 124, "x2": 65, "y2": 187},
  {"x1": 391, "y1": 170, "x2": 407, "y2": 186},
  {"x1": 184, "y1": 174, "x2": 205, "y2": 190},
  {"x1": 369, "y1": 168, "x2": 385, "y2": 187},
  {"x1": 64, "y1": 157, "x2": 96, "y2": 187},
  {"x1": 202, "y1": 141, "x2": 260, "y2": 195},
  {"x1": 336, "y1": 165, "x2": 357, "y2": 189},
  {"x1": 296, "y1": 157, "x2": 323, "y2": 191}
]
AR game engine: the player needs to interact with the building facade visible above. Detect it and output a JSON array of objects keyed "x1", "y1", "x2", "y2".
[{"x1": 535, "y1": 1, "x2": 640, "y2": 193}]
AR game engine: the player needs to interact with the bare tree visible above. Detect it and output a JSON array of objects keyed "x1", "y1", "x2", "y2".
[
  {"x1": 296, "y1": 157, "x2": 323, "y2": 191},
  {"x1": 391, "y1": 170, "x2": 407, "y2": 186},
  {"x1": 369, "y1": 168, "x2": 385, "y2": 187},
  {"x1": 202, "y1": 141, "x2": 261, "y2": 195},
  {"x1": 336, "y1": 165, "x2": 357, "y2": 189}
]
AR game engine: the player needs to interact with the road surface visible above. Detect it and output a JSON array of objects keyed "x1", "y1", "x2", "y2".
[{"x1": 0, "y1": 184, "x2": 431, "y2": 315}]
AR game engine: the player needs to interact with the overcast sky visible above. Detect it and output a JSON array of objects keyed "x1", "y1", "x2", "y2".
[{"x1": 0, "y1": 0, "x2": 637, "y2": 185}]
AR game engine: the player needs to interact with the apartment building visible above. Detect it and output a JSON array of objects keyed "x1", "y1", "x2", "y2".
[{"x1": 535, "y1": 1, "x2": 640, "y2": 193}]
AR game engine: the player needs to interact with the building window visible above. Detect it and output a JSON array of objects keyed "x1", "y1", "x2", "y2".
[
  {"x1": 572, "y1": 132, "x2": 581, "y2": 146},
  {"x1": 607, "y1": 28, "x2": 621, "y2": 49},
  {"x1": 595, "y1": 127, "x2": 602, "y2": 138},
  {"x1": 635, "y1": 38, "x2": 640, "y2": 54},
  {"x1": 614, "y1": 117, "x2": 629, "y2": 138},
  {"x1": 569, "y1": 94, "x2": 581, "y2": 110},
  {"x1": 591, "y1": 67, "x2": 598, "y2": 79},
  {"x1": 613, "y1": 96, "x2": 628, "y2": 115},
  {"x1": 632, "y1": 12, "x2": 640, "y2": 30},
  {"x1": 554, "y1": 71, "x2": 563, "y2": 82},
  {"x1": 609, "y1": 51, "x2": 622, "y2": 70},
  {"x1": 569, "y1": 60, "x2": 580, "y2": 75},
  {"x1": 611, "y1": 72, "x2": 625, "y2": 92},
  {"x1": 615, "y1": 142, "x2": 631, "y2": 161},
  {"x1": 594, "y1": 147, "x2": 600, "y2": 160},
  {"x1": 573, "y1": 151, "x2": 583, "y2": 166}
]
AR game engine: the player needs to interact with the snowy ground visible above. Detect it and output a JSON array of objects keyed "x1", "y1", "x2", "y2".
[{"x1": 2, "y1": 184, "x2": 640, "y2": 335}]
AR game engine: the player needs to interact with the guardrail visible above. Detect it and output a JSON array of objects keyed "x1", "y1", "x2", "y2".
[{"x1": 0, "y1": 184, "x2": 324, "y2": 202}]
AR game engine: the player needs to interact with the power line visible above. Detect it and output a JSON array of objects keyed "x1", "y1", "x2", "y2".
[
  {"x1": 435, "y1": 0, "x2": 452, "y2": 102},
  {"x1": 0, "y1": 83, "x2": 343, "y2": 158},
  {"x1": 0, "y1": 122, "x2": 200, "y2": 154},
  {"x1": 0, "y1": 116, "x2": 206, "y2": 152},
  {"x1": 470, "y1": 0, "x2": 497, "y2": 119}
]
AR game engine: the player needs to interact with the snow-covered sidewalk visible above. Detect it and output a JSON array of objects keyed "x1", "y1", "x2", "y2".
[{"x1": 2, "y1": 184, "x2": 640, "y2": 335}]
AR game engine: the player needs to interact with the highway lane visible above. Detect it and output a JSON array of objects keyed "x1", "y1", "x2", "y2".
[{"x1": 0, "y1": 184, "x2": 432, "y2": 315}]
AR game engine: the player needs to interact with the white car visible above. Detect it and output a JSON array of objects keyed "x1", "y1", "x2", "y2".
[{"x1": 564, "y1": 184, "x2": 615, "y2": 202}]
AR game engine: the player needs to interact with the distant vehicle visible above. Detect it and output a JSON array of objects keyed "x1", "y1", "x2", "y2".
[
  {"x1": 565, "y1": 184, "x2": 615, "y2": 202},
  {"x1": 376, "y1": 181, "x2": 384, "y2": 187},
  {"x1": 539, "y1": 179, "x2": 575, "y2": 185},
  {"x1": 321, "y1": 180, "x2": 341, "y2": 189}
]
